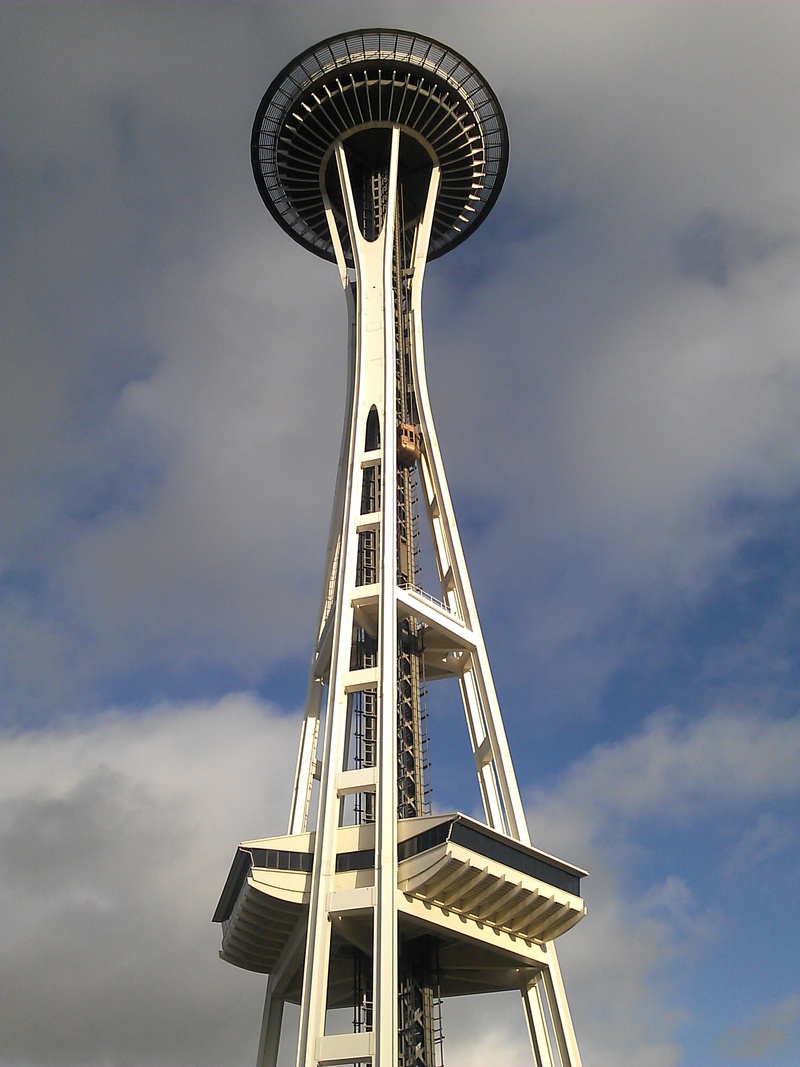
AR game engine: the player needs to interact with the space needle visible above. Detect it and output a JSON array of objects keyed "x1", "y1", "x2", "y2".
[{"x1": 215, "y1": 29, "x2": 587, "y2": 1067}]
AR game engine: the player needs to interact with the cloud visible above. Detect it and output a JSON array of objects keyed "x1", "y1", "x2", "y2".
[
  {"x1": 546, "y1": 710, "x2": 800, "y2": 826},
  {"x1": 1, "y1": 5, "x2": 798, "y2": 1064},
  {"x1": 0, "y1": 697, "x2": 677, "y2": 1067},
  {"x1": 1, "y1": 6, "x2": 344, "y2": 717},
  {"x1": 3, "y1": 2, "x2": 799, "y2": 723},
  {"x1": 716, "y1": 994, "x2": 800, "y2": 1062},
  {"x1": 411, "y1": 707, "x2": 797, "y2": 1067},
  {"x1": 0, "y1": 695, "x2": 297, "y2": 1067},
  {"x1": 2, "y1": 693, "x2": 797, "y2": 1067},
  {"x1": 523, "y1": 709, "x2": 800, "y2": 1067},
  {"x1": 674, "y1": 211, "x2": 790, "y2": 288},
  {"x1": 4, "y1": 695, "x2": 797, "y2": 1062},
  {"x1": 722, "y1": 812, "x2": 796, "y2": 881}
]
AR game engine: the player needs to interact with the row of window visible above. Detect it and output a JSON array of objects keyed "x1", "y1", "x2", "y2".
[{"x1": 245, "y1": 819, "x2": 581, "y2": 896}]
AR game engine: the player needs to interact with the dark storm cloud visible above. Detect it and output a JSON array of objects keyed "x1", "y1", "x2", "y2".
[
  {"x1": 2, "y1": 2, "x2": 798, "y2": 721},
  {"x1": 675, "y1": 211, "x2": 794, "y2": 288}
]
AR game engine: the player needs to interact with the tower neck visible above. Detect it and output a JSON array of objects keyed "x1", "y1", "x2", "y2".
[{"x1": 322, "y1": 126, "x2": 438, "y2": 824}]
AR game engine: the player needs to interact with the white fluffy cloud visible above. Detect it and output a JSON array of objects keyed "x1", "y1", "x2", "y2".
[
  {"x1": 2, "y1": 699, "x2": 796, "y2": 1066},
  {"x1": 0, "y1": 696, "x2": 296, "y2": 1067},
  {"x1": 542, "y1": 710, "x2": 800, "y2": 827},
  {"x1": 524, "y1": 708, "x2": 800, "y2": 1067}
]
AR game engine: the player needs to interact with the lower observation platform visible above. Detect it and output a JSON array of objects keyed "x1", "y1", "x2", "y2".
[{"x1": 214, "y1": 814, "x2": 586, "y2": 1004}]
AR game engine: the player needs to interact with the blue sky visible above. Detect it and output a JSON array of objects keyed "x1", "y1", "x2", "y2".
[{"x1": 1, "y1": 3, "x2": 798, "y2": 1066}]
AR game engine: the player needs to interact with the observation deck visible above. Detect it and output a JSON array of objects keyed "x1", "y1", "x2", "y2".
[
  {"x1": 214, "y1": 813, "x2": 586, "y2": 1002},
  {"x1": 251, "y1": 28, "x2": 508, "y2": 262}
]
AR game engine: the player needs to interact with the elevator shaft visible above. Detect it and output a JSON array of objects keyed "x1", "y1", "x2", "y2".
[{"x1": 344, "y1": 143, "x2": 441, "y2": 1066}]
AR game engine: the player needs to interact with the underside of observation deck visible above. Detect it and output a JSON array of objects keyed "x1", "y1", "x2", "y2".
[
  {"x1": 251, "y1": 28, "x2": 508, "y2": 262},
  {"x1": 214, "y1": 813, "x2": 586, "y2": 1004}
]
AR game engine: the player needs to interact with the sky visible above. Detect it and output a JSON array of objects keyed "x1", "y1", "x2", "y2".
[{"x1": 1, "y1": 2, "x2": 798, "y2": 1065}]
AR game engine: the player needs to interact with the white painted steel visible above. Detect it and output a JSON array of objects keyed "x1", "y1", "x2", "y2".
[
  {"x1": 289, "y1": 167, "x2": 569, "y2": 1067},
  {"x1": 290, "y1": 130, "x2": 411, "y2": 1067},
  {"x1": 270, "y1": 127, "x2": 585, "y2": 1064},
  {"x1": 236, "y1": 35, "x2": 585, "y2": 1066}
]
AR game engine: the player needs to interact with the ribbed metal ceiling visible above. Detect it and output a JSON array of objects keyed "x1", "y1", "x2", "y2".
[{"x1": 252, "y1": 29, "x2": 509, "y2": 261}]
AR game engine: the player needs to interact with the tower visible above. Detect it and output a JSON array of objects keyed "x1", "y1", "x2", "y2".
[{"x1": 214, "y1": 29, "x2": 586, "y2": 1067}]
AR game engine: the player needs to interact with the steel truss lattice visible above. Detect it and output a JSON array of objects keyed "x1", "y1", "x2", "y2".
[{"x1": 215, "y1": 28, "x2": 587, "y2": 1067}]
